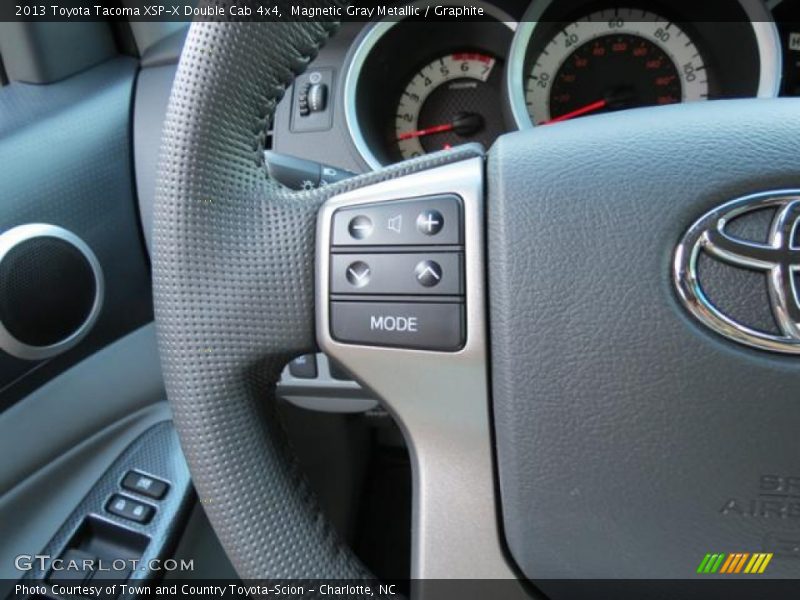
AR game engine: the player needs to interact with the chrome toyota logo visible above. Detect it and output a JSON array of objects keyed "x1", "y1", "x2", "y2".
[{"x1": 674, "y1": 191, "x2": 800, "y2": 354}]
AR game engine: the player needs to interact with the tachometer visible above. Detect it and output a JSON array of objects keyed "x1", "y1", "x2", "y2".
[
  {"x1": 395, "y1": 52, "x2": 505, "y2": 159},
  {"x1": 525, "y1": 9, "x2": 709, "y2": 125}
]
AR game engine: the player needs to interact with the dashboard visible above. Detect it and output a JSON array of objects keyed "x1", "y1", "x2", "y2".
[{"x1": 271, "y1": 0, "x2": 800, "y2": 171}]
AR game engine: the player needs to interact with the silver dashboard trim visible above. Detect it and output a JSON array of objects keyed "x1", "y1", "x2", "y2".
[
  {"x1": 316, "y1": 158, "x2": 527, "y2": 594},
  {"x1": 343, "y1": 0, "x2": 517, "y2": 170},
  {"x1": 746, "y1": 0, "x2": 785, "y2": 98},
  {"x1": 506, "y1": 0, "x2": 784, "y2": 130},
  {"x1": 505, "y1": 0, "x2": 553, "y2": 129},
  {"x1": 0, "y1": 223, "x2": 104, "y2": 361}
]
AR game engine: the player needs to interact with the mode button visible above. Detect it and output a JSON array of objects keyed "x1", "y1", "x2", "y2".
[{"x1": 331, "y1": 302, "x2": 464, "y2": 351}]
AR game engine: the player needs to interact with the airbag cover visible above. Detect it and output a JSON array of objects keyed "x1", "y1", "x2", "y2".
[{"x1": 487, "y1": 99, "x2": 800, "y2": 582}]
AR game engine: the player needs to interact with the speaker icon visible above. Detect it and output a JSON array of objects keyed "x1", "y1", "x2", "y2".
[{"x1": 387, "y1": 215, "x2": 402, "y2": 233}]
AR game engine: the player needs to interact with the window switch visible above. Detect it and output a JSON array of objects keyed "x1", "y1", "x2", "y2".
[
  {"x1": 289, "y1": 354, "x2": 318, "y2": 379},
  {"x1": 47, "y1": 549, "x2": 97, "y2": 584},
  {"x1": 122, "y1": 471, "x2": 169, "y2": 500},
  {"x1": 106, "y1": 495, "x2": 154, "y2": 524}
]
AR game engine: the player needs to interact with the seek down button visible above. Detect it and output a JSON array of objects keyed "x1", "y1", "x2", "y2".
[{"x1": 331, "y1": 302, "x2": 464, "y2": 351}]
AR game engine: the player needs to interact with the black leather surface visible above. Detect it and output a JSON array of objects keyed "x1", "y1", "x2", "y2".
[
  {"x1": 488, "y1": 99, "x2": 800, "y2": 585},
  {"x1": 153, "y1": 6, "x2": 482, "y2": 581}
]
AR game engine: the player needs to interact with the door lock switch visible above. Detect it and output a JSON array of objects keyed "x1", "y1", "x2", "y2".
[{"x1": 106, "y1": 495, "x2": 154, "y2": 524}]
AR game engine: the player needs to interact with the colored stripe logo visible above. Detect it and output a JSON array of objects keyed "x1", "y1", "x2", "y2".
[{"x1": 696, "y1": 552, "x2": 773, "y2": 574}]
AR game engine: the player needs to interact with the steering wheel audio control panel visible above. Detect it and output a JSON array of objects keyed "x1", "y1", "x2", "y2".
[
  {"x1": 316, "y1": 157, "x2": 507, "y2": 580},
  {"x1": 326, "y1": 195, "x2": 466, "y2": 351}
]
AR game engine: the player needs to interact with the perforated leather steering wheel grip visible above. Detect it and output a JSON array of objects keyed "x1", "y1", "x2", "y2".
[{"x1": 153, "y1": 9, "x2": 483, "y2": 580}]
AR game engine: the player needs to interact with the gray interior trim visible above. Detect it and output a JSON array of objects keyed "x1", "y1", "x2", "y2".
[
  {"x1": 134, "y1": 64, "x2": 178, "y2": 252},
  {"x1": 139, "y1": 27, "x2": 189, "y2": 69},
  {"x1": 279, "y1": 353, "x2": 379, "y2": 413},
  {"x1": 0, "y1": 224, "x2": 104, "y2": 361},
  {"x1": 317, "y1": 158, "x2": 528, "y2": 596},
  {"x1": 128, "y1": 22, "x2": 188, "y2": 59},
  {"x1": 0, "y1": 55, "x2": 152, "y2": 402},
  {"x1": 0, "y1": 22, "x2": 115, "y2": 84},
  {"x1": 164, "y1": 503, "x2": 238, "y2": 581},
  {"x1": 0, "y1": 323, "x2": 165, "y2": 493}
]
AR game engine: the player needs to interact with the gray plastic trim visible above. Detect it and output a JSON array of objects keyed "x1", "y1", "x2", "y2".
[
  {"x1": 134, "y1": 64, "x2": 179, "y2": 253},
  {"x1": 505, "y1": 0, "x2": 784, "y2": 129},
  {"x1": 317, "y1": 157, "x2": 526, "y2": 594},
  {"x1": 0, "y1": 323, "x2": 165, "y2": 493},
  {"x1": 0, "y1": 22, "x2": 115, "y2": 84},
  {"x1": 128, "y1": 22, "x2": 188, "y2": 59},
  {"x1": 0, "y1": 224, "x2": 104, "y2": 361},
  {"x1": 278, "y1": 353, "x2": 378, "y2": 413}
]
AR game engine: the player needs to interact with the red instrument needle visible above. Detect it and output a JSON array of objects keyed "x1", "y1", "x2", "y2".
[
  {"x1": 397, "y1": 123, "x2": 455, "y2": 140},
  {"x1": 539, "y1": 99, "x2": 608, "y2": 125}
]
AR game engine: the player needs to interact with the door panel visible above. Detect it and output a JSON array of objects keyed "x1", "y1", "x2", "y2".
[
  {"x1": 0, "y1": 56, "x2": 152, "y2": 407},
  {"x1": 0, "y1": 324, "x2": 169, "y2": 589},
  {"x1": 0, "y1": 31, "x2": 176, "y2": 592}
]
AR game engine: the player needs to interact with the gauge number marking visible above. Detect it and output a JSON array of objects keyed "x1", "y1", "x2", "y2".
[
  {"x1": 525, "y1": 8, "x2": 709, "y2": 124},
  {"x1": 396, "y1": 53, "x2": 496, "y2": 159}
]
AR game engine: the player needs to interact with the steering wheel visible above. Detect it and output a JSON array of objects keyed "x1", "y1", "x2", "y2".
[{"x1": 154, "y1": 8, "x2": 800, "y2": 598}]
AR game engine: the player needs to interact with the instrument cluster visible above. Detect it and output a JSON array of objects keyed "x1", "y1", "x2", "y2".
[{"x1": 343, "y1": 0, "x2": 796, "y2": 168}]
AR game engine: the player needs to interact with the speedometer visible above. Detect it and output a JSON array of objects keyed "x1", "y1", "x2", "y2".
[
  {"x1": 394, "y1": 52, "x2": 505, "y2": 159},
  {"x1": 525, "y1": 8, "x2": 709, "y2": 125}
]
